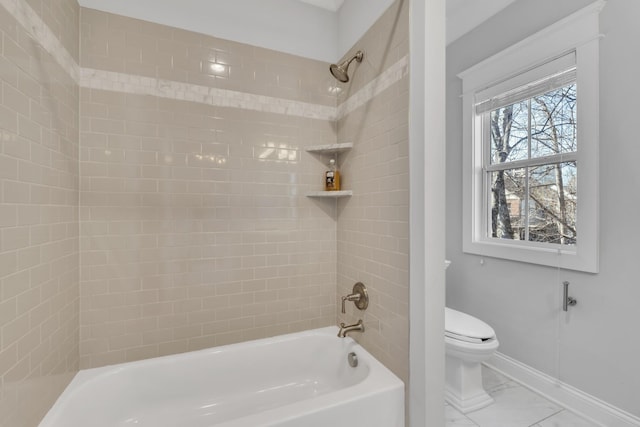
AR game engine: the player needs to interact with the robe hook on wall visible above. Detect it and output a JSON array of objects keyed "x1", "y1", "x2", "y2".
[{"x1": 562, "y1": 281, "x2": 577, "y2": 311}]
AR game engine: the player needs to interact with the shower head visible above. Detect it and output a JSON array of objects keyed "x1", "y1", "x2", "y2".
[{"x1": 329, "y1": 50, "x2": 364, "y2": 83}]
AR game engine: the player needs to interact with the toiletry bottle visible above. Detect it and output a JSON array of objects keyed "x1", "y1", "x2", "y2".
[{"x1": 325, "y1": 158, "x2": 341, "y2": 191}]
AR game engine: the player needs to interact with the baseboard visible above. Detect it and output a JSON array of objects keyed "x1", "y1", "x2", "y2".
[{"x1": 485, "y1": 352, "x2": 640, "y2": 427}]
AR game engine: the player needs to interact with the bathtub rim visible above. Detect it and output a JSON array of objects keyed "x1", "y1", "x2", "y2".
[{"x1": 39, "y1": 326, "x2": 404, "y2": 427}]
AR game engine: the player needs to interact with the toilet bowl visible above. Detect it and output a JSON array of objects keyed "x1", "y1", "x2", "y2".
[{"x1": 445, "y1": 307, "x2": 499, "y2": 413}]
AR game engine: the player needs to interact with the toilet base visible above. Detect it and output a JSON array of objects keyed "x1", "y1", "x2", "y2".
[{"x1": 445, "y1": 356, "x2": 494, "y2": 413}]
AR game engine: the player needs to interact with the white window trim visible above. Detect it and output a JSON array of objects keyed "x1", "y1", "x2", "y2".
[{"x1": 458, "y1": 1, "x2": 605, "y2": 273}]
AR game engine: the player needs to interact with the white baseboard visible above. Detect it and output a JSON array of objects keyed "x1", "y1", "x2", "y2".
[{"x1": 485, "y1": 352, "x2": 640, "y2": 427}]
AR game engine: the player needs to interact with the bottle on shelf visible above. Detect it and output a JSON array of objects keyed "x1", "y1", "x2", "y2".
[{"x1": 325, "y1": 158, "x2": 341, "y2": 191}]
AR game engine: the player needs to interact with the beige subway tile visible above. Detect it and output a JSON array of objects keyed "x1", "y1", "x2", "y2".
[
  {"x1": 2, "y1": 82, "x2": 30, "y2": 117},
  {"x1": 3, "y1": 356, "x2": 29, "y2": 382},
  {"x1": 1, "y1": 312, "x2": 30, "y2": 348},
  {"x1": 157, "y1": 314, "x2": 188, "y2": 330},
  {"x1": 172, "y1": 324, "x2": 202, "y2": 341},
  {"x1": 141, "y1": 302, "x2": 173, "y2": 318},
  {"x1": 186, "y1": 335, "x2": 216, "y2": 352},
  {"x1": 157, "y1": 340, "x2": 188, "y2": 357},
  {"x1": 1, "y1": 225, "x2": 30, "y2": 251},
  {"x1": 125, "y1": 345, "x2": 158, "y2": 362},
  {"x1": 0, "y1": 270, "x2": 29, "y2": 301},
  {"x1": 108, "y1": 333, "x2": 142, "y2": 351},
  {"x1": 141, "y1": 328, "x2": 173, "y2": 346},
  {"x1": 89, "y1": 350, "x2": 127, "y2": 368}
]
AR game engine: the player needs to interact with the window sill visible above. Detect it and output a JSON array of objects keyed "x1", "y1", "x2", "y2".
[{"x1": 463, "y1": 239, "x2": 598, "y2": 273}]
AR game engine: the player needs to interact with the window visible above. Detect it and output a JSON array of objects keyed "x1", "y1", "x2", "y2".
[
  {"x1": 482, "y1": 61, "x2": 577, "y2": 246},
  {"x1": 458, "y1": 2, "x2": 604, "y2": 272}
]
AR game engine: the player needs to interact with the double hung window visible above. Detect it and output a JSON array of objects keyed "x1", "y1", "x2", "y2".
[
  {"x1": 480, "y1": 56, "x2": 577, "y2": 246},
  {"x1": 459, "y1": 2, "x2": 604, "y2": 272}
]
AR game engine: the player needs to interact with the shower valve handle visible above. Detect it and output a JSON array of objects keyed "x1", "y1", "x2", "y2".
[
  {"x1": 341, "y1": 293, "x2": 361, "y2": 314},
  {"x1": 340, "y1": 282, "x2": 369, "y2": 314}
]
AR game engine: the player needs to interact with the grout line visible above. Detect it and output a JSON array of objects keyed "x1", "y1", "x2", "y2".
[{"x1": 526, "y1": 409, "x2": 565, "y2": 427}]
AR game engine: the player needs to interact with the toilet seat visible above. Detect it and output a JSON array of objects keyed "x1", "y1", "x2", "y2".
[
  {"x1": 445, "y1": 308, "x2": 495, "y2": 342},
  {"x1": 445, "y1": 331, "x2": 486, "y2": 344}
]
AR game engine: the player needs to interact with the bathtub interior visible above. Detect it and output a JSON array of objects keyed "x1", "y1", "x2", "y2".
[{"x1": 39, "y1": 327, "x2": 404, "y2": 427}]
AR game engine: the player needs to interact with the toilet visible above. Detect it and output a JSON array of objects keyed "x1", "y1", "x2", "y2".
[{"x1": 445, "y1": 307, "x2": 499, "y2": 413}]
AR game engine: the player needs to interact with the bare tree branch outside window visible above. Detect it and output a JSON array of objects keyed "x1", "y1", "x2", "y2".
[{"x1": 489, "y1": 84, "x2": 577, "y2": 245}]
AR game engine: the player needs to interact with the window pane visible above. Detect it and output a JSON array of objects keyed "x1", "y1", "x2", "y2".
[
  {"x1": 490, "y1": 101, "x2": 528, "y2": 165},
  {"x1": 531, "y1": 84, "x2": 577, "y2": 158},
  {"x1": 490, "y1": 168, "x2": 526, "y2": 240},
  {"x1": 528, "y1": 161, "x2": 577, "y2": 245}
]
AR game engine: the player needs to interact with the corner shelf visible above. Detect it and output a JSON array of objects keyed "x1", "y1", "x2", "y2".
[
  {"x1": 305, "y1": 142, "x2": 353, "y2": 199},
  {"x1": 305, "y1": 142, "x2": 353, "y2": 155},
  {"x1": 306, "y1": 190, "x2": 353, "y2": 198}
]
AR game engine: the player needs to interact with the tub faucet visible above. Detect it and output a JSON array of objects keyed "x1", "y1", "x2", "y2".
[{"x1": 338, "y1": 319, "x2": 364, "y2": 338}]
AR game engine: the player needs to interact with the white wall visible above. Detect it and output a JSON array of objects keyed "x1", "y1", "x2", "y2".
[
  {"x1": 77, "y1": 0, "x2": 395, "y2": 63},
  {"x1": 445, "y1": 0, "x2": 516, "y2": 45},
  {"x1": 77, "y1": 0, "x2": 338, "y2": 62},
  {"x1": 410, "y1": 0, "x2": 446, "y2": 425},
  {"x1": 337, "y1": 0, "x2": 395, "y2": 58},
  {"x1": 446, "y1": 0, "x2": 640, "y2": 417}
]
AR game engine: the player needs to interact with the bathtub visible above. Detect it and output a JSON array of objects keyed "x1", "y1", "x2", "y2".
[{"x1": 39, "y1": 327, "x2": 404, "y2": 427}]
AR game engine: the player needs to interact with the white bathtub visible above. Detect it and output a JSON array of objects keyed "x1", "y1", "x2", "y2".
[{"x1": 39, "y1": 327, "x2": 404, "y2": 427}]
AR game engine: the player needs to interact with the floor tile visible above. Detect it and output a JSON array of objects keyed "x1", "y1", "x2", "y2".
[
  {"x1": 481, "y1": 365, "x2": 511, "y2": 392},
  {"x1": 532, "y1": 409, "x2": 600, "y2": 427},
  {"x1": 446, "y1": 366, "x2": 598, "y2": 427},
  {"x1": 445, "y1": 403, "x2": 479, "y2": 427},
  {"x1": 464, "y1": 381, "x2": 562, "y2": 427}
]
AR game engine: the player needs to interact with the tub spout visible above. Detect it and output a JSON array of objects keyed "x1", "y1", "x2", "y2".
[{"x1": 338, "y1": 320, "x2": 364, "y2": 338}]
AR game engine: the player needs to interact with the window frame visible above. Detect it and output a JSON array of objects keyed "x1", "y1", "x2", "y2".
[{"x1": 458, "y1": 1, "x2": 604, "y2": 273}]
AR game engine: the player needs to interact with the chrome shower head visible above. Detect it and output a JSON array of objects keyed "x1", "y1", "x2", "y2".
[{"x1": 329, "y1": 50, "x2": 364, "y2": 83}]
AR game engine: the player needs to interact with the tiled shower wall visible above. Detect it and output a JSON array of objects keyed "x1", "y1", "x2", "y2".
[
  {"x1": 1, "y1": 0, "x2": 412, "y2": 423},
  {"x1": 0, "y1": 1, "x2": 80, "y2": 426},
  {"x1": 78, "y1": 9, "x2": 339, "y2": 368},
  {"x1": 336, "y1": 0, "x2": 410, "y2": 384}
]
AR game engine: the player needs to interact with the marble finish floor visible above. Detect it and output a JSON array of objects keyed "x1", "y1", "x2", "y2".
[{"x1": 446, "y1": 366, "x2": 599, "y2": 427}]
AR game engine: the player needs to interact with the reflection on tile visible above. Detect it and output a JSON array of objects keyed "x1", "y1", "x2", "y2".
[
  {"x1": 533, "y1": 410, "x2": 600, "y2": 427},
  {"x1": 446, "y1": 403, "x2": 479, "y2": 427},
  {"x1": 465, "y1": 382, "x2": 562, "y2": 427}
]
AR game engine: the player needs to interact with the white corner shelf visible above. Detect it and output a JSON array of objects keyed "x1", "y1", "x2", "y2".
[
  {"x1": 306, "y1": 190, "x2": 353, "y2": 198},
  {"x1": 305, "y1": 142, "x2": 353, "y2": 155},
  {"x1": 305, "y1": 143, "x2": 353, "y2": 199}
]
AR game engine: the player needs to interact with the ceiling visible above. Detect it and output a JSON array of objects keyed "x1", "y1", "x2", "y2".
[
  {"x1": 446, "y1": 0, "x2": 518, "y2": 43},
  {"x1": 295, "y1": 0, "x2": 519, "y2": 44},
  {"x1": 297, "y1": 0, "x2": 345, "y2": 12}
]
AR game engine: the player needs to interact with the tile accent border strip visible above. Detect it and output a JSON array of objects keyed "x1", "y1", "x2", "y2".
[
  {"x1": 0, "y1": 0, "x2": 80, "y2": 81},
  {"x1": 2, "y1": 0, "x2": 407, "y2": 121},
  {"x1": 80, "y1": 68, "x2": 339, "y2": 121},
  {"x1": 337, "y1": 55, "x2": 410, "y2": 119}
]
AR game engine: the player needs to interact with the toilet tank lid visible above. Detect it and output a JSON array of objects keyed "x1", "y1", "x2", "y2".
[{"x1": 445, "y1": 307, "x2": 496, "y2": 340}]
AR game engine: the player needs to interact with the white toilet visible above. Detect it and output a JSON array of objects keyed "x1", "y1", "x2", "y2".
[{"x1": 444, "y1": 307, "x2": 499, "y2": 413}]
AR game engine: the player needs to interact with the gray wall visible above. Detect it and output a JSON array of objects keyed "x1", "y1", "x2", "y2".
[{"x1": 446, "y1": 0, "x2": 640, "y2": 417}]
